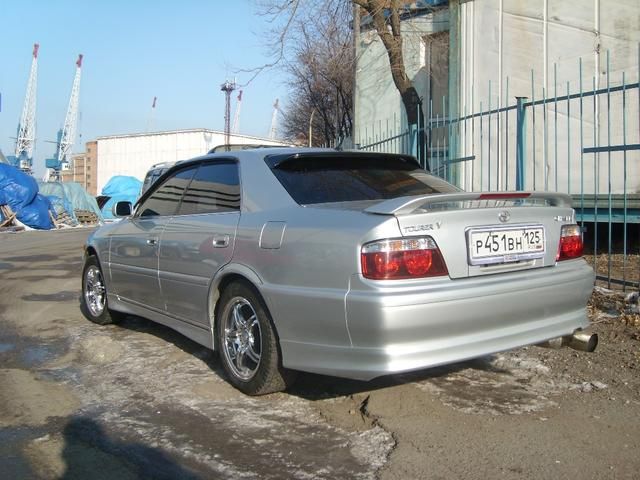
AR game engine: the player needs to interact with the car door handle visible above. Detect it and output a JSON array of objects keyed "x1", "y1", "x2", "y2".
[
  {"x1": 146, "y1": 238, "x2": 158, "y2": 246},
  {"x1": 212, "y1": 234, "x2": 230, "y2": 248}
]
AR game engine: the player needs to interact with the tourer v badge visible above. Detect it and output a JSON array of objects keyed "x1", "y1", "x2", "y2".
[{"x1": 403, "y1": 222, "x2": 442, "y2": 233}]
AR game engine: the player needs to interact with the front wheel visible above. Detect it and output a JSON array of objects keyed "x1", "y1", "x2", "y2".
[
  {"x1": 217, "y1": 282, "x2": 296, "y2": 395},
  {"x1": 81, "y1": 255, "x2": 123, "y2": 325}
]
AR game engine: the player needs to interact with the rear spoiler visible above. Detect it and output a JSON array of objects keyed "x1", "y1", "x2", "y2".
[{"x1": 364, "y1": 192, "x2": 573, "y2": 216}]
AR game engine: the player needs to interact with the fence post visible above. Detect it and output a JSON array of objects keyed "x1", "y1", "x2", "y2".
[
  {"x1": 515, "y1": 96, "x2": 527, "y2": 190},
  {"x1": 409, "y1": 124, "x2": 418, "y2": 158},
  {"x1": 417, "y1": 99, "x2": 426, "y2": 169}
]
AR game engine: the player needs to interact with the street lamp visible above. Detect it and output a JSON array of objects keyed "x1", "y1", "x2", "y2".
[{"x1": 308, "y1": 108, "x2": 316, "y2": 147}]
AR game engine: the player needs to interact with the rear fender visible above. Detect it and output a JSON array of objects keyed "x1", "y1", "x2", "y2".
[{"x1": 207, "y1": 263, "x2": 265, "y2": 350}]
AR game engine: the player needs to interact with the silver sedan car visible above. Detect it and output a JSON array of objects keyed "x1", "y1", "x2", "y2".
[{"x1": 81, "y1": 148, "x2": 595, "y2": 395}]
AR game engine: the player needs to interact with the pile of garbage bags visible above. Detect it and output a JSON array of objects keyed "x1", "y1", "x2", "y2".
[{"x1": 0, "y1": 164, "x2": 55, "y2": 230}]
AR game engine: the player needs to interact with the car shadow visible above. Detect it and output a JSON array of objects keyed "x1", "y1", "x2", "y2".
[
  {"x1": 60, "y1": 416, "x2": 200, "y2": 479},
  {"x1": 99, "y1": 311, "x2": 513, "y2": 402},
  {"x1": 288, "y1": 355, "x2": 510, "y2": 401}
]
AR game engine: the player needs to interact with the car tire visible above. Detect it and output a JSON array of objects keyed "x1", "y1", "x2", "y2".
[
  {"x1": 217, "y1": 281, "x2": 296, "y2": 395},
  {"x1": 80, "y1": 255, "x2": 123, "y2": 325}
]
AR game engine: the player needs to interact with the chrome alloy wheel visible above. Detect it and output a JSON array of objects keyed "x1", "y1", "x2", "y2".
[
  {"x1": 222, "y1": 297, "x2": 262, "y2": 381},
  {"x1": 84, "y1": 265, "x2": 106, "y2": 317}
]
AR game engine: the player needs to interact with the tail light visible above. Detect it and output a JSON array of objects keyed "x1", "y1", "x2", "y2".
[
  {"x1": 361, "y1": 237, "x2": 448, "y2": 280},
  {"x1": 557, "y1": 224, "x2": 583, "y2": 261}
]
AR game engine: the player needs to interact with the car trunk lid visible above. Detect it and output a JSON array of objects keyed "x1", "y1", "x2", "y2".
[{"x1": 365, "y1": 192, "x2": 577, "y2": 279}]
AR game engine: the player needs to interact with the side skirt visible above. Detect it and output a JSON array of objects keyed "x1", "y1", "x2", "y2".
[{"x1": 107, "y1": 294, "x2": 214, "y2": 350}]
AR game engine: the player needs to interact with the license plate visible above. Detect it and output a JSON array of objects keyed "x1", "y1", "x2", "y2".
[{"x1": 467, "y1": 225, "x2": 545, "y2": 265}]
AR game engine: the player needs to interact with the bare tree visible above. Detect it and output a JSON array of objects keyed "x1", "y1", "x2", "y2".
[
  {"x1": 244, "y1": 1, "x2": 354, "y2": 145},
  {"x1": 352, "y1": 0, "x2": 421, "y2": 125},
  {"x1": 279, "y1": 5, "x2": 354, "y2": 145},
  {"x1": 250, "y1": 0, "x2": 420, "y2": 144}
]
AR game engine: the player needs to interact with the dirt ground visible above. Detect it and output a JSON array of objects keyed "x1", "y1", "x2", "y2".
[{"x1": 1, "y1": 228, "x2": 639, "y2": 479}]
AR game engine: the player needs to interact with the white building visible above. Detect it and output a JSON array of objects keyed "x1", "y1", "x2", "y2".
[{"x1": 95, "y1": 129, "x2": 285, "y2": 194}]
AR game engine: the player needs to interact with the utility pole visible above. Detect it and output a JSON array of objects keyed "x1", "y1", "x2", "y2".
[{"x1": 220, "y1": 80, "x2": 236, "y2": 150}]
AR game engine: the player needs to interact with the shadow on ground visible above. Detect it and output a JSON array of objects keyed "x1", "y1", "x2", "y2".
[
  {"x1": 61, "y1": 416, "x2": 201, "y2": 480},
  {"x1": 90, "y1": 310, "x2": 513, "y2": 402}
]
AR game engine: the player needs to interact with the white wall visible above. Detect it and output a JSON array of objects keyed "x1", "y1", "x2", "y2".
[{"x1": 95, "y1": 129, "x2": 284, "y2": 193}]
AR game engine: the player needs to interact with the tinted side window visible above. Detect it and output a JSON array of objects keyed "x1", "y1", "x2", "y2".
[
  {"x1": 138, "y1": 167, "x2": 197, "y2": 217},
  {"x1": 177, "y1": 162, "x2": 240, "y2": 215}
]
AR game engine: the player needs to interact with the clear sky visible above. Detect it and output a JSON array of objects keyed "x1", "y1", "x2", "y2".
[{"x1": 0, "y1": 0, "x2": 288, "y2": 173}]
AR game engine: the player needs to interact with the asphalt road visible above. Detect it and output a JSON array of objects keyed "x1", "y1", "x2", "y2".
[{"x1": 1, "y1": 228, "x2": 639, "y2": 479}]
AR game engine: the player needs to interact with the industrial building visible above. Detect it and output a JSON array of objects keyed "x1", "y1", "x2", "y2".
[
  {"x1": 92, "y1": 129, "x2": 285, "y2": 194},
  {"x1": 61, "y1": 141, "x2": 98, "y2": 195}
]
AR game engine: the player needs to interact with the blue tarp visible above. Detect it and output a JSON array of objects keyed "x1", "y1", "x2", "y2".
[
  {"x1": 101, "y1": 176, "x2": 142, "y2": 219},
  {"x1": 0, "y1": 164, "x2": 54, "y2": 229},
  {"x1": 38, "y1": 182, "x2": 103, "y2": 224}
]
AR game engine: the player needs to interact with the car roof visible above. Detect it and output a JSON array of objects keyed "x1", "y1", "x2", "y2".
[
  {"x1": 180, "y1": 147, "x2": 420, "y2": 168},
  {"x1": 136, "y1": 148, "x2": 425, "y2": 213}
]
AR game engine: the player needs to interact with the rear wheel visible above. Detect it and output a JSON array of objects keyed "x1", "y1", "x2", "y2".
[
  {"x1": 81, "y1": 255, "x2": 123, "y2": 325},
  {"x1": 217, "y1": 281, "x2": 296, "y2": 395}
]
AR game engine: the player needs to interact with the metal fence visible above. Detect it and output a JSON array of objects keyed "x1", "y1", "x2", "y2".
[{"x1": 357, "y1": 48, "x2": 639, "y2": 291}]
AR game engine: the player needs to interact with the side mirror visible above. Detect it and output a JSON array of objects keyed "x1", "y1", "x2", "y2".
[{"x1": 113, "y1": 201, "x2": 133, "y2": 217}]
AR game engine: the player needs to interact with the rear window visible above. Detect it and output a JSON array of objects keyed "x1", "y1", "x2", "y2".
[
  {"x1": 267, "y1": 154, "x2": 459, "y2": 205},
  {"x1": 141, "y1": 168, "x2": 169, "y2": 195}
]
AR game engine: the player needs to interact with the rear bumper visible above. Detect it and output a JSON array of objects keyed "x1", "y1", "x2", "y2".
[{"x1": 281, "y1": 260, "x2": 594, "y2": 380}]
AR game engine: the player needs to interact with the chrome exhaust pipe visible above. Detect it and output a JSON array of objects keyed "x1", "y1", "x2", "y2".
[
  {"x1": 537, "y1": 330, "x2": 598, "y2": 352},
  {"x1": 563, "y1": 330, "x2": 598, "y2": 352}
]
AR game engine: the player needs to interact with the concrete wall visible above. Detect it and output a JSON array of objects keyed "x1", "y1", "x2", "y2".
[{"x1": 453, "y1": 0, "x2": 639, "y2": 194}]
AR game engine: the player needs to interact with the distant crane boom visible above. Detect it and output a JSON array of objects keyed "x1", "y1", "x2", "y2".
[
  {"x1": 45, "y1": 54, "x2": 83, "y2": 181},
  {"x1": 269, "y1": 98, "x2": 279, "y2": 140},
  {"x1": 58, "y1": 54, "x2": 83, "y2": 166},
  {"x1": 14, "y1": 43, "x2": 39, "y2": 173},
  {"x1": 232, "y1": 90, "x2": 242, "y2": 134},
  {"x1": 147, "y1": 96, "x2": 157, "y2": 132}
]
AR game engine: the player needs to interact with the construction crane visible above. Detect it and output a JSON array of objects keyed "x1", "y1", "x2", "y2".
[
  {"x1": 269, "y1": 98, "x2": 279, "y2": 140},
  {"x1": 45, "y1": 54, "x2": 83, "y2": 181},
  {"x1": 232, "y1": 90, "x2": 242, "y2": 134},
  {"x1": 10, "y1": 43, "x2": 39, "y2": 174}
]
